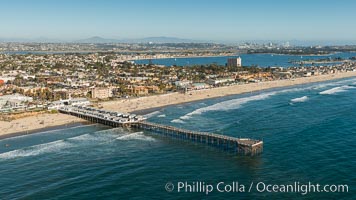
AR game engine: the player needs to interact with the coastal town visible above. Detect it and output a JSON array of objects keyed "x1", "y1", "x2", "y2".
[
  {"x1": 1, "y1": 45, "x2": 356, "y2": 120},
  {"x1": 1, "y1": 1, "x2": 356, "y2": 199}
]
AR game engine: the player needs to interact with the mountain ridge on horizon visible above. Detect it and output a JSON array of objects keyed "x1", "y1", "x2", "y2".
[
  {"x1": 0, "y1": 36, "x2": 355, "y2": 46},
  {"x1": 0, "y1": 36, "x2": 202, "y2": 44},
  {"x1": 74, "y1": 36, "x2": 206, "y2": 43}
]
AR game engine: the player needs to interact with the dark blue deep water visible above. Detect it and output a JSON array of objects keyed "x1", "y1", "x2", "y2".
[
  {"x1": 134, "y1": 52, "x2": 356, "y2": 67},
  {"x1": 1, "y1": 77, "x2": 356, "y2": 199}
]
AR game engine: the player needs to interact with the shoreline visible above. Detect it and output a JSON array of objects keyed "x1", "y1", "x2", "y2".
[
  {"x1": 0, "y1": 113, "x2": 87, "y2": 138},
  {"x1": 250, "y1": 52, "x2": 338, "y2": 56},
  {"x1": 0, "y1": 122, "x2": 90, "y2": 140},
  {"x1": 1, "y1": 71, "x2": 356, "y2": 138},
  {"x1": 102, "y1": 71, "x2": 356, "y2": 113},
  {"x1": 132, "y1": 73, "x2": 354, "y2": 116},
  {"x1": 132, "y1": 52, "x2": 343, "y2": 63},
  {"x1": 131, "y1": 53, "x2": 236, "y2": 62}
]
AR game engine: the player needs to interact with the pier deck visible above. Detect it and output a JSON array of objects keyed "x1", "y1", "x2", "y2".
[
  {"x1": 59, "y1": 106, "x2": 263, "y2": 155},
  {"x1": 133, "y1": 121, "x2": 263, "y2": 155}
]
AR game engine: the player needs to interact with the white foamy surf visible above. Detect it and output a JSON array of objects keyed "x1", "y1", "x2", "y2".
[
  {"x1": 143, "y1": 111, "x2": 161, "y2": 119},
  {"x1": 179, "y1": 91, "x2": 278, "y2": 120},
  {"x1": 171, "y1": 119, "x2": 186, "y2": 124},
  {"x1": 291, "y1": 96, "x2": 309, "y2": 103},
  {"x1": 177, "y1": 81, "x2": 356, "y2": 121},
  {"x1": 0, "y1": 140, "x2": 72, "y2": 159},
  {"x1": 319, "y1": 85, "x2": 355, "y2": 95},
  {"x1": 69, "y1": 128, "x2": 124, "y2": 143},
  {"x1": 0, "y1": 124, "x2": 98, "y2": 142},
  {"x1": 116, "y1": 132, "x2": 155, "y2": 142}
]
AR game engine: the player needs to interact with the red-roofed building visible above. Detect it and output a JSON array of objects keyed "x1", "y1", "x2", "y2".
[{"x1": 0, "y1": 80, "x2": 4, "y2": 85}]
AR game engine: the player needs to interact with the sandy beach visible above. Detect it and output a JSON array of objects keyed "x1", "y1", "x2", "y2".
[
  {"x1": 102, "y1": 71, "x2": 356, "y2": 112},
  {"x1": 1, "y1": 71, "x2": 356, "y2": 137},
  {"x1": 0, "y1": 113, "x2": 86, "y2": 137}
]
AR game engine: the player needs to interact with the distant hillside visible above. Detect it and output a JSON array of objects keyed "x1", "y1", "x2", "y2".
[
  {"x1": 73, "y1": 36, "x2": 121, "y2": 43},
  {"x1": 125, "y1": 36, "x2": 198, "y2": 43},
  {"x1": 0, "y1": 36, "x2": 207, "y2": 44},
  {"x1": 0, "y1": 37, "x2": 64, "y2": 43},
  {"x1": 74, "y1": 36, "x2": 202, "y2": 44}
]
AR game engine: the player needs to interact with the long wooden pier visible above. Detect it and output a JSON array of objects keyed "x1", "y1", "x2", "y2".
[
  {"x1": 59, "y1": 106, "x2": 263, "y2": 156},
  {"x1": 133, "y1": 121, "x2": 263, "y2": 155}
]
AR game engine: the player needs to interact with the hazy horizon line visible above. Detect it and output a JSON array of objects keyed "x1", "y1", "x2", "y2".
[{"x1": 1, "y1": 36, "x2": 356, "y2": 46}]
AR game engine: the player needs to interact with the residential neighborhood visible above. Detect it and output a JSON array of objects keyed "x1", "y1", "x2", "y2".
[{"x1": 1, "y1": 51, "x2": 356, "y2": 115}]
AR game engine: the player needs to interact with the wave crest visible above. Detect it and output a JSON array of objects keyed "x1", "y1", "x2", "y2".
[
  {"x1": 143, "y1": 111, "x2": 161, "y2": 119},
  {"x1": 116, "y1": 132, "x2": 155, "y2": 141},
  {"x1": 171, "y1": 119, "x2": 186, "y2": 124},
  {"x1": 180, "y1": 91, "x2": 277, "y2": 119},
  {"x1": 291, "y1": 96, "x2": 309, "y2": 103},
  {"x1": 0, "y1": 140, "x2": 71, "y2": 159},
  {"x1": 319, "y1": 85, "x2": 355, "y2": 95}
]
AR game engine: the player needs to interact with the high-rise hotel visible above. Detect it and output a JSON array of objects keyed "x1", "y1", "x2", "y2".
[{"x1": 227, "y1": 57, "x2": 242, "y2": 67}]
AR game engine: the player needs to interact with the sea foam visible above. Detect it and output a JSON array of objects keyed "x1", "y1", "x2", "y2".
[
  {"x1": 171, "y1": 119, "x2": 186, "y2": 124},
  {"x1": 319, "y1": 85, "x2": 355, "y2": 95},
  {"x1": 143, "y1": 111, "x2": 161, "y2": 119},
  {"x1": 68, "y1": 128, "x2": 124, "y2": 143},
  {"x1": 178, "y1": 82, "x2": 356, "y2": 120},
  {"x1": 291, "y1": 96, "x2": 309, "y2": 103},
  {"x1": 0, "y1": 124, "x2": 98, "y2": 142},
  {"x1": 179, "y1": 91, "x2": 278, "y2": 119},
  {"x1": 0, "y1": 140, "x2": 71, "y2": 159},
  {"x1": 116, "y1": 132, "x2": 155, "y2": 142}
]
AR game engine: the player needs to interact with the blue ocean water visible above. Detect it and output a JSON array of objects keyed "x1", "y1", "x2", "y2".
[
  {"x1": 1, "y1": 77, "x2": 356, "y2": 199},
  {"x1": 134, "y1": 52, "x2": 356, "y2": 67}
]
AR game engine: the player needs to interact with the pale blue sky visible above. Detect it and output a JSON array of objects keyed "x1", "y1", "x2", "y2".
[{"x1": 1, "y1": 0, "x2": 356, "y2": 42}]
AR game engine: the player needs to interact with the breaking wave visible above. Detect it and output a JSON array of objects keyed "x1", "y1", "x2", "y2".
[
  {"x1": 143, "y1": 111, "x2": 161, "y2": 119},
  {"x1": 116, "y1": 132, "x2": 155, "y2": 142},
  {"x1": 0, "y1": 128, "x2": 127, "y2": 159},
  {"x1": 157, "y1": 114, "x2": 166, "y2": 118},
  {"x1": 0, "y1": 124, "x2": 98, "y2": 142},
  {"x1": 311, "y1": 82, "x2": 339, "y2": 90},
  {"x1": 176, "y1": 80, "x2": 356, "y2": 120},
  {"x1": 319, "y1": 85, "x2": 355, "y2": 95},
  {"x1": 171, "y1": 119, "x2": 186, "y2": 124},
  {"x1": 291, "y1": 96, "x2": 309, "y2": 103},
  {"x1": 0, "y1": 140, "x2": 72, "y2": 159},
  {"x1": 179, "y1": 91, "x2": 278, "y2": 119},
  {"x1": 68, "y1": 128, "x2": 125, "y2": 143}
]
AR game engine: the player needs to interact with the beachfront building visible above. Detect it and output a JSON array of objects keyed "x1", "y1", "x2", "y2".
[
  {"x1": 174, "y1": 80, "x2": 192, "y2": 87},
  {"x1": 191, "y1": 83, "x2": 210, "y2": 90},
  {"x1": 0, "y1": 94, "x2": 33, "y2": 112},
  {"x1": 47, "y1": 100, "x2": 66, "y2": 110},
  {"x1": 227, "y1": 57, "x2": 242, "y2": 67},
  {"x1": 206, "y1": 78, "x2": 235, "y2": 86},
  {"x1": 130, "y1": 86, "x2": 149, "y2": 95},
  {"x1": 272, "y1": 71, "x2": 293, "y2": 79},
  {"x1": 90, "y1": 87, "x2": 113, "y2": 99},
  {"x1": 128, "y1": 85, "x2": 161, "y2": 96},
  {"x1": 47, "y1": 98, "x2": 90, "y2": 110},
  {"x1": 70, "y1": 98, "x2": 91, "y2": 106}
]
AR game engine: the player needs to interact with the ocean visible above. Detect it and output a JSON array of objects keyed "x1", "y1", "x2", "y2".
[
  {"x1": 0, "y1": 77, "x2": 356, "y2": 199},
  {"x1": 134, "y1": 52, "x2": 356, "y2": 67}
]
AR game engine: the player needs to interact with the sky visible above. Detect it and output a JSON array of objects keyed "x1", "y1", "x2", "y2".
[{"x1": 1, "y1": 0, "x2": 356, "y2": 42}]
